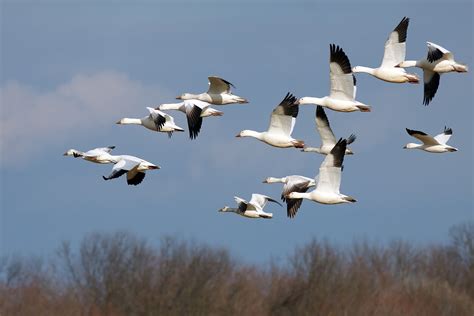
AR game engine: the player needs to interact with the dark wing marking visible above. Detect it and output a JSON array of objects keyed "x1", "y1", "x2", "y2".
[
  {"x1": 103, "y1": 169, "x2": 128, "y2": 181},
  {"x1": 423, "y1": 72, "x2": 440, "y2": 106},
  {"x1": 237, "y1": 201, "x2": 247, "y2": 214},
  {"x1": 127, "y1": 172, "x2": 146, "y2": 186},
  {"x1": 406, "y1": 128, "x2": 428, "y2": 136},
  {"x1": 167, "y1": 131, "x2": 173, "y2": 138},
  {"x1": 330, "y1": 138, "x2": 347, "y2": 168},
  {"x1": 427, "y1": 47, "x2": 444, "y2": 63},
  {"x1": 353, "y1": 75, "x2": 357, "y2": 86},
  {"x1": 266, "y1": 197, "x2": 283, "y2": 207},
  {"x1": 346, "y1": 134, "x2": 357, "y2": 145},
  {"x1": 393, "y1": 17, "x2": 409, "y2": 43},
  {"x1": 443, "y1": 126, "x2": 452, "y2": 135},
  {"x1": 150, "y1": 112, "x2": 166, "y2": 131},
  {"x1": 316, "y1": 105, "x2": 331, "y2": 128},
  {"x1": 272, "y1": 92, "x2": 299, "y2": 118},
  {"x1": 330, "y1": 44, "x2": 352, "y2": 74},
  {"x1": 282, "y1": 181, "x2": 311, "y2": 218},
  {"x1": 186, "y1": 105, "x2": 203, "y2": 139}
]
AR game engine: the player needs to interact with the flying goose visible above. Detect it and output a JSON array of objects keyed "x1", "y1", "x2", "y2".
[
  {"x1": 102, "y1": 155, "x2": 160, "y2": 185},
  {"x1": 236, "y1": 92, "x2": 305, "y2": 148},
  {"x1": 218, "y1": 194, "x2": 282, "y2": 219},
  {"x1": 352, "y1": 17, "x2": 419, "y2": 83},
  {"x1": 157, "y1": 100, "x2": 223, "y2": 139},
  {"x1": 302, "y1": 106, "x2": 356, "y2": 155},
  {"x1": 176, "y1": 76, "x2": 248, "y2": 105},
  {"x1": 116, "y1": 107, "x2": 184, "y2": 137},
  {"x1": 297, "y1": 44, "x2": 371, "y2": 112},
  {"x1": 263, "y1": 176, "x2": 316, "y2": 218},
  {"x1": 63, "y1": 146, "x2": 117, "y2": 164},
  {"x1": 397, "y1": 42, "x2": 468, "y2": 105},
  {"x1": 286, "y1": 138, "x2": 356, "y2": 212},
  {"x1": 404, "y1": 127, "x2": 458, "y2": 153}
]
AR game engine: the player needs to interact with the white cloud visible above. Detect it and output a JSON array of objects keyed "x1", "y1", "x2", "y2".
[{"x1": 0, "y1": 71, "x2": 172, "y2": 166}]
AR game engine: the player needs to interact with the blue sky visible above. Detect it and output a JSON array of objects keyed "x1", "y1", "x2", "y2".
[{"x1": 1, "y1": 0, "x2": 472, "y2": 263}]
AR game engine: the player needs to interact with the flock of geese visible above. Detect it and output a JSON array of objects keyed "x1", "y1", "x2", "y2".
[{"x1": 64, "y1": 17, "x2": 467, "y2": 219}]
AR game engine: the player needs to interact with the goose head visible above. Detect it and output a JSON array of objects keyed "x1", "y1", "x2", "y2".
[
  {"x1": 218, "y1": 206, "x2": 230, "y2": 212},
  {"x1": 137, "y1": 161, "x2": 161, "y2": 171},
  {"x1": 403, "y1": 143, "x2": 418, "y2": 149}
]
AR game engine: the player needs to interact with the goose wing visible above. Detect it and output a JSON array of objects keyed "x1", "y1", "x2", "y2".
[
  {"x1": 268, "y1": 92, "x2": 299, "y2": 136},
  {"x1": 329, "y1": 44, "x2": 355, "y2": 101},
  {"x1": 405, "y1": 128, "x2": 439, "y2": 145},
  {"x1": 146, "y1": 107, "x2": 168, "y2": 130},
  {"x1": 234, "y1": 196, "x2": 249, "y2": 213},
  {"x1": 282, "y1": 177, "x2": 312, "y2": 218},
  {"x1": 249, "y1": 194, "x2": 282, "y2": 211},
  {"x1": 381, "y1": 17, "x2": 409, "y2": 67},
  {"x1": 103, "y1": 158, "x2": 138, "y2": 181},
  {"x1": 423, "y1": 70, "x2": 440, "y2": 106},
  {"x1": 126, "y1": 165, "x2": 146, "y2": 186},
  {"x1": 426, "y1": 42, "x2": 453, "y2": 63},
  {"x1": 184, "y1": 101, "x2": 206, "y2": 139},
  {"x1": 315, "y1": 106, "x2": 337, "y2": 147},
  {"x1": 207, "y1": 76, "x2": 235, "y2": 94},
  {"x1": 433, "y1": 126, "x2": 452, "y2": 145}
]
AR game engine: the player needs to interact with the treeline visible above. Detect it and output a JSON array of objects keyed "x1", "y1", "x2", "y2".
[{"x1": 1, "y1": 222, "x2": 473, "y2": 316}]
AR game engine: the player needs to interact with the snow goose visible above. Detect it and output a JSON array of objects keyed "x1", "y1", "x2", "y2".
[
  {"x1": 157, "y1": 100, "x2": 223, "y2": 139},
  {"x1": 352, "y1": 17, "x2": 419, "y2": 84},
  {"x1": 404, "y1": 127, "x2": 458, "y2": 153},
  {"x1": 177, "y1": 76, "x2": 248, "y2": 105},
  {"x1": 218, "y1": 194, "x2": 282, "y2": 219},
  {"x1": 263, "y1": 176, "x2": 316, "y2": 218},
  {"x1": 116, "y1": 107, "x2": 184, "y2": 137},
  {"x1": 102, "y1": 155, "x2": 160, "y2": 185},
  {"x1": 286, "y1": 138, "x2": 356, "y2": 212},
  {"x1": 297, "y1": 44, "x2": 371, "y2": 112},
  {"x1": 397, "y1": 42, "x2": 468, "y2": 105},
  {"x1": 302, "y1": 106, "x2": 356, "y2": 155},
  {"x1": 63, "y1": 146, "x2": 117, "y2": 164},
  {"x1": 236, "y1": 92, "x2": 305, "y2": 148}
]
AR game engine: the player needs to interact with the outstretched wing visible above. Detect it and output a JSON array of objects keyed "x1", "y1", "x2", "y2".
[
  {"x1": 282, "y1": 179, "x2": 312, "y2": 218},
  {"x1": 234, "y1": 196, "x2": 249, "y2": 213},
  {"x1": 426, "y1": 42, "x2": 453, "y2": 63},
  {"x1": 207, "y1": 76, "x2": 235, "y2": 94},
  {"x1": 433, "y1": 126, "x2": 452, "y2": 145},
  {"x1": 381, "y1": 17, "x2": 409, "y2": 67},
  {"x1": 185, "y1": 104, "x2": 204, "y2": 139},
  {"x1": 405, "y1": 128, "x2": 439, "y2": 145},
  {"x1": 321, "y1": 138, "x2": 347, "y2": 169},
  {"x1": 315, "y1": 106, "x2": 337, "y2": 147},
  {"x1": 249, "y1": 194, "x2": 282, "y2": 211},
  {"x1": 146, "y1": 107, "x2": 167, "y2": 130},
  {"x1": 268, "y1": 92, "x2": 299, "y2": 136},
  {"x1": 103, "y1": 159, "x2": 136, "y2": 181},
  {"x1": 423, "y1": 70, "x2": 440, "y2": 106},
  {"x1": 329, "y1": 44, "x2": 355, "y2": 101}
]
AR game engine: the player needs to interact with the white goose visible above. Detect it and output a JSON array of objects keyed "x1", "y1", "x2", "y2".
[
  {"x1": 177, "y1": 76, "x2": 248, "y2": 105},
  {"x1": 63, "y1": 146, "x2": 117, "y2": 164},
  {"x1": 218, "y1": 194, "x2": 282, "y2": 219},
  {"x1": 286, "y1": 138, "x2": 356, "y2": 212},
  {"x1": 263, "y1": 176, "x2": 316, "y2": 218},
  {"x1": 302, "y1": 106, "x2": 356, "y2": 155},
  {"x1": 157, "y1": 100, "x2": 223, "y2": 139},
  {"x1": 102, "y1": 155, "x2": 160, "y2": 185},
  {"x1": 404, "y1": 127, "x2": 458, "y2": 153},
  {"x1": 236, "y1": 92, "x2": 305, "y2": 148},
  {"x1": 297, "y1": 44, "x2": 371, "y2": 112},
  {"x1": 352, "y1": 17, "x2": 419, "y2": 84},
  {"x1": 116, "y1": 107, "x2": 184, "y2": 137},
  {"x1": 397, "y1": 42, "x2": 468, "y2": 105}
]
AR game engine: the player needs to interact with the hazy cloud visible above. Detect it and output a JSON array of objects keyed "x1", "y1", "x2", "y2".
[{"x1": 1, "y1": 71, "x2": 172, "y2": 165}]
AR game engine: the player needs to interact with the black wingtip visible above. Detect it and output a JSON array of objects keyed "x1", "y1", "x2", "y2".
[
  {"x1": 444, "y1": 126, "x2": 452, "y2": 135},
  {"x1": 102, "y1": 176, "x2": 108, "y2": 181},
  {"x1": 329, "y1": 44, "x2": 352, "y2": 74}
]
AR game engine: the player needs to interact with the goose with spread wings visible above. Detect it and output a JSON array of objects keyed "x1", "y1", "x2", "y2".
[
  {"x1": 157, "y1": 100, "x2": 223, "y2": 139},
  {"x1": 102, "y1": 155, "x2": 160, "y2": 185},
  {"x1": 286, "y1": 138, "x2": 356, "y2": 213},
  {"x1": 404, "y1": 127, "x2": 458, "y2": 153},
  {"x1": 297, "y1": 44, "x2": 371, "y2": 112},
  {"x1": 302, "y1": 106, "x2": 356, "y2": 155},
  {"x1": 353, "y1": 17, "x2": 419, "y2": 83},
  {"x1": 263, "y1": 176, "x2": 316, "y2": 218},
  {"x1": 176, "y1": 76, "x2": 248, "y2": 105},
  {"x1": 63, "y1": 146, "x2": 117, "y2": 164},
  {"x1": 397, "y1": 42, "x2": 468, "y2": 105},
  {"x1": 116, "y1": 107, "x2": 184, "y2": 137},
  {"x1": 218, "y1": 194, "x2": 282, "y2": 219},
  {"x1": 236, "y1": 92, "x2": 304, "y2": 148}
]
